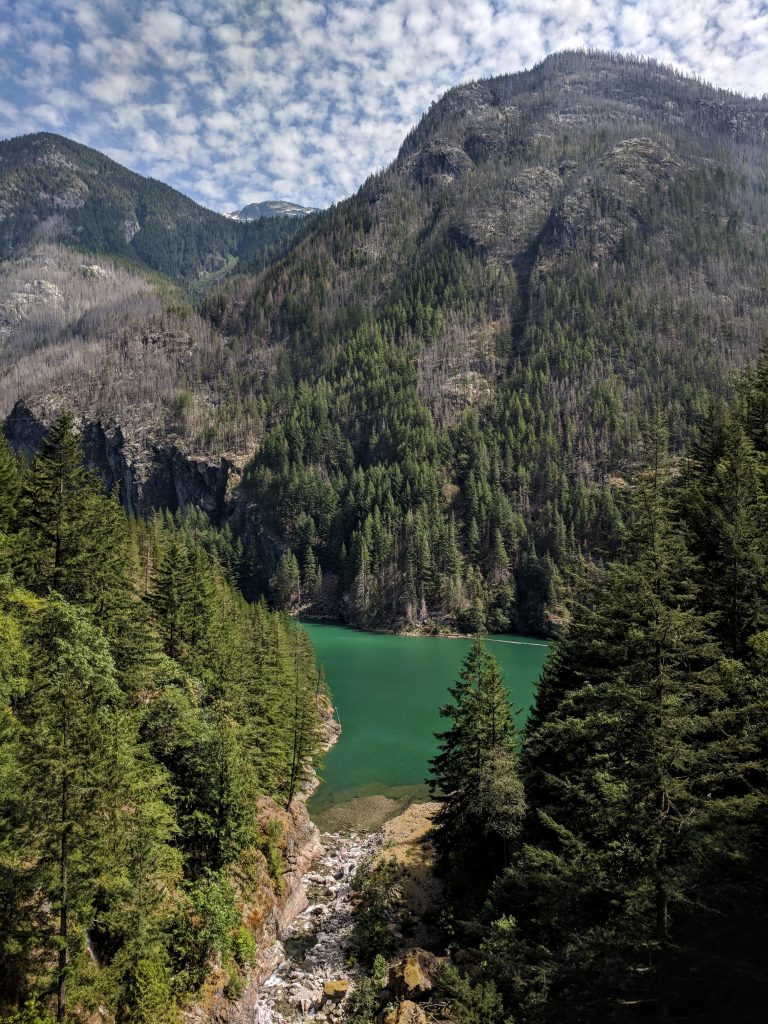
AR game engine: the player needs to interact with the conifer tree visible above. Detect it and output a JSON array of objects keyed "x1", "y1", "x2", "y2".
[
  {"x1": 0, "y1": 434, "x2": 21, "y2": 536},
  {"x1": 429, "y1": 639, "x2": 524, "y2": 899},
  {"x1": 105, "y1": 739, "x2": 181, "y2": 1024},
  {"x1": 16, "y1": 598, "x2": 123, "y2": 1021},
  {"x1": 484, "y1": 426, "x2": 766, "y2": 1022},
  {"x1": 271, "y1": 550, "x2": 301, "y2": 610},
  {"x1": 18, "y1": 414, "x2": 127, "y2": 612},
  {"x1": 149, "y1": 536, "x2": 195, "y2": 661}
]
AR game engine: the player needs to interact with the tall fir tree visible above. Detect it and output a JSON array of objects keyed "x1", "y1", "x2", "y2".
[{"x1": 429, "y1": 638, "x2": 524, "y2": 902}]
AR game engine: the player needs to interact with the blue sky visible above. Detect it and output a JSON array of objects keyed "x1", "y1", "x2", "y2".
[{"x1": 1, "y1": 1, "x2": 767, "y2": 212}]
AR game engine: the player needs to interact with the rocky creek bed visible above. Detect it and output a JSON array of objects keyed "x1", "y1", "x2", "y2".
[{"x1": 254, "y1": 829, "x2": 382, "y2": 1023}]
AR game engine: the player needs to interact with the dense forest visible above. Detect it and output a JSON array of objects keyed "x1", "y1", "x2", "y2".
[
  {"x1": 0, "y1": 415, "x2": 325, "y2": 1023},
  {"x1": 1, "y1": 46, "x2": 768, "y2": 1024},
  {"x1": 198, "y1": 51, "x2": 768, "y2": 633},
  {"x1": 418, "y1": 353, "x2": 768, "y2": 1023}
]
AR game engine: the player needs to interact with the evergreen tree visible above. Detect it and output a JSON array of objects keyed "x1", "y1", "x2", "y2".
[
  {"x1": 18, "y1": 414, "x2": 126, "y2": 611},
  {"x1": 483, "y1": 428, "x2": 768, "y2": 1022},
  {"x1": 0, "y1": 434, "x2": 21, "y2": 536},
  {"x1": 429, "y1": 639, "x2": 524, "y2": 900},
  {"x1": 15, "y1": 598, "x2": 123, "y2": 1020},
  {"x1": 105, "y1": 740, "x2": 181, "y2": 1024},
  {"x1": 149, "y1": 535, "x2": 195, "y2": 661},
  {"x1": 270, "y1": 550, "x2": 301, "y2": 610}
]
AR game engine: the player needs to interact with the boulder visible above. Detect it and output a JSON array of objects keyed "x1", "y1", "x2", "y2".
[
  {"x1": 388, "y1": 949, "x2": 441, "y2": 1000},
  {"x1": 292, "y1": 984, "x2": 321, "y2": 1013},
  {"x1": 322, "y1": 979, "x2": 350, "y2": 1002},
  {"x1": 384, "y1": 1001, "x2": 428, "y2": 1024}
]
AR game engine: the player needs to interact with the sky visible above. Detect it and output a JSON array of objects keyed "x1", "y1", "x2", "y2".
[{"x1": 1, "y1": 1, "x2": 767, "y2": 213}]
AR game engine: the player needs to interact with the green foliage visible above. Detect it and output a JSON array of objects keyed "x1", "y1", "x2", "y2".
[
  {"x1": 3, "y1": 998, "x2": 54, "y2": 1024},
  {"x1": 343, "y1": 976, "x2": 378, "y2": 1024},
  {"x1": 231, "y1": 926, "x2": 257, "y2": 970},
  {"x1": 223, "y1": 972, "x2": 246, "y2": 1002},
  {"x1": 0, "y1": 415, "x2": 324, "y2": 1020},
  {"x1": 256, "y1": 819, "x2": 285, "y2": 894},
  {"x1": 349, "y1": 858, "x2": 402, "y2": 967},
  {"x1": 429, "y1": 639, "x2": 525, "y2": 901},
  {"x1": 437, "y1": 964, "x2": 509, "y2": 1024},
  {"x1": 448, "y1": 394, "x2": 768, "y2": 1022},
  {"x1": 170, "y1": 873, "x2": 239, "y2": 992},
  {"x1": 371, "y1": 952, "x2": 389, "y2": 989}
]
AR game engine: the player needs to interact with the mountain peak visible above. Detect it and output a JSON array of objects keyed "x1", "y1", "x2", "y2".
[{"x1": 227, "y1": 199, "x2": 320, "y2": 222}]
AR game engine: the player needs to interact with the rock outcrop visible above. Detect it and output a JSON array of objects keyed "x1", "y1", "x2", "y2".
[
  {"x1": 384, "y1": 1002, "x2": 428, "y2": 1024},
  {"x1": 3, "y1": 399, "x2": 240, "y2": 520},
  {"x1": 182, "y1": 708, "x2": 340, "y2": 1024},
  {"x1": 388, "y1": 949, "x2": 441, "y2": 1002},
  {"x1": 255, "y1": 830, "x2": 381, "y2": 1023}
]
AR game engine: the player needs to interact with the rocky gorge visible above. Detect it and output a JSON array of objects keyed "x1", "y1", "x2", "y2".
[
  {"x1": 255, "y1": 829, "x2": 382, "y2": 1023},
  {"x1": 251, "y1": 799, "x2": 443, "y2": 1024}
]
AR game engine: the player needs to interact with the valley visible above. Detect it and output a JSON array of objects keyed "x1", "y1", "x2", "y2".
[{"x1": 0, "y1": 45, "x2": 767, "y2": 1024}]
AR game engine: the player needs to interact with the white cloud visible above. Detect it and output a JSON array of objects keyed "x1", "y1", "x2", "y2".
[
  {"x1": 2, "y1": 0, "x2": 768, "y2": 211},
  {"x1": 84, "y1": 71, "x2": 152, "y2": 104}
]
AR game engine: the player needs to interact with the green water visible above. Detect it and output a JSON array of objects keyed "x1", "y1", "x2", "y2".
[{"x1": 304, "y1": 624, "x2": 550, "y2": 828}]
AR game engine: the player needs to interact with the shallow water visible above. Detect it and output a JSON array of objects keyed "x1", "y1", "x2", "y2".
[{"x1": 304, "y1": 625, "x2": 550, "y2": 830}]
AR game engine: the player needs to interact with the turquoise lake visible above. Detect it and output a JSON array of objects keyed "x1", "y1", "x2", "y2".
[{"x1": 303, "y1": 624, "x2": 550, "y2": 829}]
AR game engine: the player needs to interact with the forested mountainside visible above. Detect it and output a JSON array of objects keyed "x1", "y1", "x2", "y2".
[
  {"x1": 4, "y1": 51, "x2": 768, "y2": 633},
  {"x1": 0, "y1": 416, "x2": 326, "y2": 1023},
  {"x1": 0, "y1": 133, "x2": 309, "y2": 281},
  {"x1": 201, "y1": 50, "x2": 768, "y2": 632},
  {"x1": 413, "y1": 355, "x2": 768, "y2": 1024}
]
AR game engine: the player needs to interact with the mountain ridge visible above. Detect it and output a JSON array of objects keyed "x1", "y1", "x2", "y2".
[
  {"x1": 0, "y1": 131, "x2": 309, "y2": 281},
  {"x1": 227, "y1": 199, "x2": 321, "y2": 221},
  {"x1": 5, "y1": 49, "x2": 768, "y2": 632}
]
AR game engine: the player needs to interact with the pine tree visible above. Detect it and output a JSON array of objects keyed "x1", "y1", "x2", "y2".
[
  {"x1": 271, "y1": 550, "x2": 300, "y2": 610},
  {"x1": 105, "y1": 737, "x2": 181, "y2": 1024},
  {"x1": 681, "y1": 414, "x2": 767, "y2": 657},
  {"x1": 16, "y1": 597, "x2": 123, "y2": 1020},
  {"x1": 485, "y1": 427, "x2": 767, "y2": 1022},
  {"x1": 18, "y1": 414, "x2": 127, "y2": 612},
  {"x1": 429, "y1": 639, "x2": 524, "y2": 900},
  {"x1": 0, "y1": 434, "x2": 21, "y2": 536},
  {"x1": 149, "y1": 535, "x2": 195, "y2": 661}
]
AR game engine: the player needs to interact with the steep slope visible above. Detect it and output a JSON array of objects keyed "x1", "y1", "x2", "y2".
[
  {"x1": 6, "y1": 52, "x2": 768, "y2": 632},
  {"x1": 197, "y1": 51, "x2": 768, "y2": 629},
  {"x1": 0, "y1": 132, "x2": 307, "y2": 280}
]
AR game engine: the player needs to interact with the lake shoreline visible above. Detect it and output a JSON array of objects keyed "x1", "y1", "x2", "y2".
[
  {"x1": 297, "y1": 613, "x2": 553, "y2": 644},
  {"x1": 304, "y1": 623, "x2": 549, "y2": 828}
]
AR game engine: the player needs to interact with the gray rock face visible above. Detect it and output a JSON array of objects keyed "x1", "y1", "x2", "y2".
[
  {"x1": 4, "y1": 399, "x2": 237, "y2": 521},
  {"x1": 229, "y1": 200, "x2": 320, "y2": 221}
]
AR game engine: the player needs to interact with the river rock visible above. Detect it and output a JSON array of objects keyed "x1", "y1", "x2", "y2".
[
  {"x1": 388, "y1": 949, "x2": 441, "y2": 1000},
  {"x1": 292, "y1": 983, "x2": 321, "y2": 1012},
  {"x1": 384, "y1": 1000, "x2": 428, "y2": 1024},
  {"x1": 323, "y1": 979, "x2": 350, "y2": 1001}
]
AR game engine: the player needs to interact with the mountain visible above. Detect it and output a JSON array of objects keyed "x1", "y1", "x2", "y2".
[
  {"x1": 228, "y1": 199, "x2": 320, "y2": 221},
  {"x1": 0, "y1": 132, "x2": 308, "y2": 281},
  {"x1": 4, "y1": 51, "x2": 768, "y2": 632}
]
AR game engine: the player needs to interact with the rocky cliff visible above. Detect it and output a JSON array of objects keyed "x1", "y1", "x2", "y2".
[
  {"x1": 182, "y1": 712, "x2": 342, "y2": 1024},
  {"x1": 183, "y1": 796, "x2": 325, "y2": 1024},
  {"x1": 4, "y1": 399, "x2": 241, "y2": 519}
]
